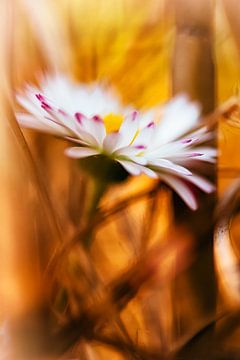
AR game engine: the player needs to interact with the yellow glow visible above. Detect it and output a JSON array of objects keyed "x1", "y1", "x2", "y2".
[{"x1": 103, "y1": 113, "x2": 123, "y2": 133}]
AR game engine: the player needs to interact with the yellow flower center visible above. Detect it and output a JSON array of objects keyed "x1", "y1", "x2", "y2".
[{"x1": 103, "y1": 113, "x2": 123, "y2": 133}]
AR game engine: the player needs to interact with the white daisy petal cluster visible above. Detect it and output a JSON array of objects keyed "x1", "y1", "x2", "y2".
[{"x1": 16, "y1": 74, "x2": 216, "y2": 210}]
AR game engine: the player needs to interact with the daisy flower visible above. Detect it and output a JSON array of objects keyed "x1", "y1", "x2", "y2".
[{"x1": 16, "y1": 74, "x2": 216, "y2": 210}]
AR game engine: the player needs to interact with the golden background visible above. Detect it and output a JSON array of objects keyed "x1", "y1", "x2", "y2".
[{"x1": 0, "y1": 0, "x2": 240, "y2": 359}]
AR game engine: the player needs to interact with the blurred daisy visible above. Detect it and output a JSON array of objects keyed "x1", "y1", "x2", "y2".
[{"x1": 16, "y1": 74, "x2": 216, "y2": 210}]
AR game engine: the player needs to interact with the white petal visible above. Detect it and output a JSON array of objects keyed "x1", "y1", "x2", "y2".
[
  {"x1": 49, "y1": 110, "x2": 79, "y2": 134},
  {"x1": 17, "y1": 92, "x2": 45, "y2": 117},
  {"x1": 117, "y1": 160, "x2": 143, "y2": 176},
  {"x1": 141, "y1": 167, "x2": 158, "y2": 178},
  {"x1": 128, "y1": 156, "x2": 147, "y2": 165},
  {"x1": 65, "y1": 136, "x2": 91, "y2": 146},
  {"x1": 151, "y1": 159, "x2": 192, "y2": 176},
  {"x1": 114, "y1": 146, "x2": 147, "y2": 165},
  {"x1": 103, "y1": 132, "x2": 123, "y2": 153},
  {"x1": 28, "y1": 92, "x2": 81, "y2": 138},
  {"x1": 114, "y1": 146, "x2": 139, "y2": 156},
  {"x1": 117, "y1": 160, "x2": 157, "y2": 178},
  {"x1": 175, "y1": 147, "x2": 217, "y2": 165},
  {"x1": 153, "y1": 95, "x2": 201, "y2": 145},
  {"x1": 88, "y1": 116, "x2": 106, "y2": 145},
  {"x1": 180, "y1": 173, "x2": 215, "y2": 193},
  {"x1": 75, "y1": 128, "x2": 100, "y2": 147},
  {"x1": 39, "y1": 74, "x2": 123, "y2": 117},
  {"x1": 16, "y1": 76, "x2": 123, "y2": 145},
  {"x1": 146, "y1": 141, "x2": 191, "y2": 158},
  {"x1": 65, "y1": 147, "x2": 99, "y2": 159},
  {"x1": 16, "y1": 113, "x2": 69, "y2": 136},
  {"x1": 165, "y1": 148, "x2": 216, "y2": 164},
  {"x1": 194, "y1": 156, "x2": 216, "y2": 164},
  {"x1": 36, "y1": 100, "x2": 92, "y2": 143},
  {"x1": 76, "y1": 114, "x2": 106, "y2": 146},
  {"x1": 187, "y1": 127, "x2": 215, "y2": 144},
  {"x1": 138, "y1": 107, "x2": 162, "y2": 128},
  {"x1": 118, "y1": 111, "x2": 139, "y2": 147},
  {"x1": 133, "y1": 122, "x2": 155, "y2": 147},
  {"x1": 193, "y1": 147, "x2": 217, "y2": 158},
  {"x1": 160, "y1": 174, "x2": 198, "y2": 210}
]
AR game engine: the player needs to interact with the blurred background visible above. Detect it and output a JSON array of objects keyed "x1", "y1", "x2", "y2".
[{"x1": 1, "y1": 0, "x2": 240, "y2": 359}]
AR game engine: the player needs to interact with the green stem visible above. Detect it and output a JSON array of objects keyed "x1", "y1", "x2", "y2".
[{"x1": 83, "y1": 178, "x2": 108, "y2": 249}]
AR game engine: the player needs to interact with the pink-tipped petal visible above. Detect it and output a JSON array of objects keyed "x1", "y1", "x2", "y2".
[
  {"x1": 118, "y1": 111, "x2": 139, "y2": 147},
  {"x1": 75, "y1": 112, "x2": 83, "y2": 123},
  {"x1": 35, "y1": 93, "x2": 45, "y2": 101},
  {"x1": 76, "y1": 114, "x2": 106, "y2": 146},
  {"x1": 133, "y1": 122, "x2": 155, "y2": 147},
  {"x1": 193, "y1": 147, "x2": 217, "y2": 159},
  {"x1": 17, "y1": 93, "x2": 45, "y2": 118},
  {"x1": 92, "y1": 115, "x2": 103, "y2": 123},
  {"x1": 41, "y1": 101, "x2": 53, "y2": 111}
]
